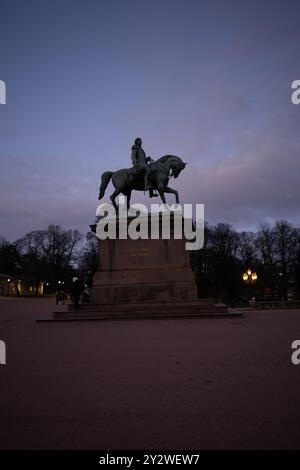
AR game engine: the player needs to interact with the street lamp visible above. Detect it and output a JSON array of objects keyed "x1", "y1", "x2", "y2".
[
  {"x1": 242, "y1": 268, "x2": 258, "y2": 303},
  {"x1": 242, "y1": 269, "x2": 258, "y2": 284}
]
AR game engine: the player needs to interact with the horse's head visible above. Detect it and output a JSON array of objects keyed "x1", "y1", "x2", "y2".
[
  {"x1": 155, "y1": 154, "x2": 187, "y2": 178},
  {"x1": 170, "y1": 158, "x2": 187, "y2": 178}
]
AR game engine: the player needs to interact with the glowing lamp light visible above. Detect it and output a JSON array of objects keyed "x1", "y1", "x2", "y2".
[{"x1": 242, "y1": 269, "x2": 258, "y2": 284}]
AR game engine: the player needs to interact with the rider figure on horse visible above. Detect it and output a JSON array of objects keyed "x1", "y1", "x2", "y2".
[{"x1": 130, "y1": 137, "x2": 153, "y2": 191}]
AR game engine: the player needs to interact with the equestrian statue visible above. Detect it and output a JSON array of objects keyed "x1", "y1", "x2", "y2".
[{"x1": 98, "y1": 137, "x2": 187, "y2": 211}]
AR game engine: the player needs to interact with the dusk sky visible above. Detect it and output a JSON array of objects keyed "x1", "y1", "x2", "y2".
[{"x1": 1, "y1": 0, "x2": 300, "y2": 240}]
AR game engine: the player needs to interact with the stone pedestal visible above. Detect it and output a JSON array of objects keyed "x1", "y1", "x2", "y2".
[
  {"x1": 93, "y1": 214, "x2": 196, "y2": 305},
  {"x1": 53, "y1": 213, "x2": 233, "y2": 320}
]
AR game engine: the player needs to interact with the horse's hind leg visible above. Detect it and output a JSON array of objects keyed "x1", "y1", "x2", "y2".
[
  {"x1": 123, "y1": 189, "x2": 132, "y2": 210},
  {"x1": 110, "y1": 189, "x2": 121, "y2": 213}
]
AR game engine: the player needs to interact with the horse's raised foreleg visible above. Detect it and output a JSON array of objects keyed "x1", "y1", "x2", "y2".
[
  {"x1": 163, "y1": 186, "x2": 179, "y2": 204},
  {"x1": 157, "y1": 183, "x2": 166, "y2": 204}
]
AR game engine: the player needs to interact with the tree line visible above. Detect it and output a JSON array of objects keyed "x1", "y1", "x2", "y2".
[
  {"x1": 0, "y1": 225, "x2": 98, "y2": 295},
  {"x1": 1, "y1": 219, "x2": 299, "y2": 302},
  {"x1": 190, "y1": 220, "x2": 300, "y2": 304}
]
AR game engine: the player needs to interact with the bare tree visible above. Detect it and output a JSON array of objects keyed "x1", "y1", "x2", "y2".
[
  {"x1": 274, "y1": 220, "x2": 297, "y2": 272},
  {"x1": 238, "y1": 231, "x2": 257, "y2": 267},
  {"x1": 79, "y1": 232, "x2": 98, "y2": 276},
  {"x1": 0, "y1": 238, "x2": 21, "y2": 294},
  {"x1": 16, "y1": 225, "x2": 83, "y2": 292},
  {"x1": 16, "y1": 230, "x2": 46, "y2": 294},
  {"x1": 256, "y1": 223, "x2": 276, "y2": 266},
  {"x1": 206, "y1": 223, "x2": 239, "y2": 302}
]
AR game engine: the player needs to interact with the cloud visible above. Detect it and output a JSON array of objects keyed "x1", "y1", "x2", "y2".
[
  {"x1": 179, "y1": 111, "x2": 300, "y2": 230},
  {"x1": 1, "y1": 101, "x2": 300, "y2": 241},
  {"x1": 0, "y1": 154, "x2": 97, "y2": 240}
]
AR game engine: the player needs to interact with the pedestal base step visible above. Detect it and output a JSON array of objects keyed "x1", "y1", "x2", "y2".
[{"x1": 52, "y1": 299, "x2": 242, "y2": 321}]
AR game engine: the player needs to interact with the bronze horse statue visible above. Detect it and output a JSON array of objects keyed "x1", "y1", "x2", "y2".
[{"x1": 98, "y1": 155, "x2": 187, "y2": 211}]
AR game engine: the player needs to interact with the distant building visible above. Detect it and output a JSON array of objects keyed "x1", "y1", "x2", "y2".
[{"x1": 0, "y1": 273, "x2": 44, "y2": 296}]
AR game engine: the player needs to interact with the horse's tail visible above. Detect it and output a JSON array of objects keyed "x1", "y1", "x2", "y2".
[{"x1": 98, "y1": 171, "x2": 113, "y2": 199}]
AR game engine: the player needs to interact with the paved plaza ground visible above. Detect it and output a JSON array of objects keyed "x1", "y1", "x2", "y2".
[{"x1": 0, "y1": 297, "x2": 300, "y2": 450}]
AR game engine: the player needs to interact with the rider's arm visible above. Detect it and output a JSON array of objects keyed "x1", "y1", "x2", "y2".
[{"x1": 131, "y1": 145, "x2": 139, "y2": 165}]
